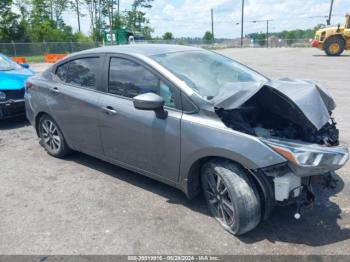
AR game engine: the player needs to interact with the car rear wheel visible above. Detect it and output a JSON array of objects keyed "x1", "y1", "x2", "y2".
[
  {"x1": 324, "y1": 37, "x2": 345, "y2": 56},
  {"x1": 201, "y1": 160, "x2": 261, "y2": 235},
  {"x1": 38, "y1": 115, "x2": 71, "y2": 157}
]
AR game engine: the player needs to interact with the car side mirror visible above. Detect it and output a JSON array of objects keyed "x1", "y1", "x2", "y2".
[
  {"x1": 20, "y1": 63, "x2": 30, "y2": 69},
  {"x1": 133, "y1": 92, "x2": 168, "y2": 119}
]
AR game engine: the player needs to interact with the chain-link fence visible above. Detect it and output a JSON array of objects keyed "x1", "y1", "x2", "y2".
[
  {"x1": 136, "y1": 38, "x2": 313, "y2": 49},
  {"x1": 0, "y1": 39, "x2": 313, "y2": 59},
  {"x1": 0, "y1": 42, "x2": 100, "y2": 57}
]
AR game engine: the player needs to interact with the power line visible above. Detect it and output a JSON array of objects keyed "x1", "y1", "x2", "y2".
[{"x1": 146, "y1": 14, "x2": 342, "y2": 24}]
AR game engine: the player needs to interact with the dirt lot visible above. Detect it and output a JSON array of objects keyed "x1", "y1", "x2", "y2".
[{"x1": 1, "y1": 48, "x2": 350, "y2": 255}]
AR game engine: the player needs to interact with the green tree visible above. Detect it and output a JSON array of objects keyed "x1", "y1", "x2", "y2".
[
  {"x1": 84, "y1": 0, "x2": 108, "y2": 41},
  {"x1": 48, "y1": 0, "x2": 68, "y2": 25},
  {"x1": 69, "y1": 0, "x2": 84, "y2": 32},
  {"x1": 29, "y1": 0, "x2": 86, "y2": 42},
  {"x1": 203, "y1": 31, "x2": 214, "y2": 43},
  {"x1": 247, "y1": 25, "x2": 325, "y2": 46},
  {"x1": 125, "y1": 0, "x2": 154, "y2": 39},
  {"x1": 162, "y1": 32, "x2": 173, "y2": 40},
  {"x1": 13, "y1": 0, "x2": 31, "y2": 41},
  {"x1": 0, "y1": 0, "x2": 20, "y2": 41},
  {"x1": 142, "y1": 25, "x2": 154, "y2": 40},
  {"x1": 30, "y1": 0, "x2": 54, "y2": 41},
  {"x1": 253, "y1": 32, "x2": 266, "y2": 46}
]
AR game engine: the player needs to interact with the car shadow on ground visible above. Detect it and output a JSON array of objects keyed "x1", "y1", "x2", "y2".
[
  {"x1": 65, "y1": 152, "x2": 210, "y2": 214},
  {"x1": 313, "y1": 54, "x2": 350, "y2": 57},
  {"x1": 66, "y1": 152, "x2": 349, "y2": 247},
  {"x1": 0, "y1": 115, "x2": 29, "y2": 130}
]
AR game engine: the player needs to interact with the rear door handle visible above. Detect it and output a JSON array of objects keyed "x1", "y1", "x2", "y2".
[
  {"x1": 103, "y1": 106, "x2": 118, "y2": 115},
  {"x1": 50, "y1": 87, "x2": 60, "y2": 94}
]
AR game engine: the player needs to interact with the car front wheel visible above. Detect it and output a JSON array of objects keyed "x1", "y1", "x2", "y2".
[
  {"x1": 201, "y1": 160, "x2": 261, "y2": 235},
  {"x1": 38, "y1": 115, "x2": 71, "y2": 157}
]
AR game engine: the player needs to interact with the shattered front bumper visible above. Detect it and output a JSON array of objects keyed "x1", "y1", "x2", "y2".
[
  {"x1": 260, "y1": 138, "x2": 348, "y2": 207},
  {"x1": 0, "y1": 99, "x2": 25, "y2": 119}
]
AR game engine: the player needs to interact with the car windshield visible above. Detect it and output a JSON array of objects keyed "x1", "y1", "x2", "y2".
[
  {"x1": 0, "y1": 54, "x2": 21, "y2": 71},
  {"x1": 152, "y1": 50, "x2": 267, "y2": 99}
]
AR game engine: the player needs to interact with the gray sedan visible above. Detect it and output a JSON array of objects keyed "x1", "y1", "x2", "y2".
[{"x1": 25, "y1": 45, "x2": 349, "y2": 235}]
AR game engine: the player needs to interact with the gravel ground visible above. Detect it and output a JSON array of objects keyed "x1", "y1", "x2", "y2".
[{"x1": 0, "y1": 48, "x2": 349, "y2": 255}]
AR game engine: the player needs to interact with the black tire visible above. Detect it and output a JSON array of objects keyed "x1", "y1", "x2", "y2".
[
  {"x1": 324, "y1": 37, "x2": 345, "y2": 56},
  {"x1": 201, "y1": 160, "x2": 261, "y2": 235},
  {"x1": 38, "y1": 114, "x2": 71, "y2": 157}
]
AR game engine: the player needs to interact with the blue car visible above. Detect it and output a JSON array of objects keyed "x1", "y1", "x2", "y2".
[{"x1": 0, "y1": 53, "x2": 34, "y2": 119}]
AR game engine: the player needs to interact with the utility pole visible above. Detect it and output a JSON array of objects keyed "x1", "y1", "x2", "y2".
[
  {"x1": 50, "y1": 0, "x2": 54, "y2": 21},
  {"x1": 252, "y1": 19, "x2": 272, "y2": 47},
  {"x1": 108, "y1": 0, "x2": 113, "y2": 45},
  {"x1": 241, "y1": 0, "x2": 245, "y2": 47},
  {"x1": 117, "y1": 0, "x2": 120, "y2": 44},
  {"x1": 118, "y1": 0, "x2": 120, "y2": 17},
  {"x1": 75, "y1": 0, "x2": 81, "y2": 32},
  {"x1": 266, "y1": 19, "x2": 269, "y2": 48},
  {"x1": 327, "y1": 0, "x2": 334, "y2": 25},
  {"x1": 211, "y1": 8, "x2": 215, "y2": 40},
  {"x1": 111, "y1": 0, "x2": 114, "y2": 33}
]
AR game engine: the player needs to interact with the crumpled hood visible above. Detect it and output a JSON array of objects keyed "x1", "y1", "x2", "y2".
[
  {"x1": 212, "y1": 78, "x2": 335, "y2": 131},
  {"x1": 0, "y1": 68, "x2": 34, "y2": 91}
]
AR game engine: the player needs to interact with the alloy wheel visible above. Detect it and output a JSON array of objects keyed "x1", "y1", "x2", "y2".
[
  {"x1": 41, "y1": 119, "x2": 61, "y2": 154},
  {"x1": 205, "y1": 171, "x2": 236, "y2": 227}
]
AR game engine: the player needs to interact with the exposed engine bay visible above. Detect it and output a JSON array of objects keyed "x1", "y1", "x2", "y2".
[{"x1": 213, "y1": 79, "x2": 339, "y2": 146}]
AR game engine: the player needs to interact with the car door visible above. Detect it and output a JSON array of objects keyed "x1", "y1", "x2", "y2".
[
  {"x1": 99, "y1": 55, "x2": 182, "y2": 182},
  {"x1": 47, "y1": 56, "x2": 104, "y2": 156}
]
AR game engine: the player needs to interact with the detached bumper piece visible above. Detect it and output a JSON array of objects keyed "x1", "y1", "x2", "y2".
[{"x1": 0, "y1": 89, "x2": 25, "y2": 119}]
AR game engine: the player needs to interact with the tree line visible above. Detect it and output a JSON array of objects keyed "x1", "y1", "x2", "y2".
[
  {"x1": 0, "y1": 0, "x2": 323, "y2": 44},
  {"x1": 247, "y1": 25, "x2": 324, "y2": 46},
  {"x1": 161, "y1": 31, "x2": 214, "y2": 43},
  {"x1": 0, "y1": 0, "x2": 154, "y2": 43}
]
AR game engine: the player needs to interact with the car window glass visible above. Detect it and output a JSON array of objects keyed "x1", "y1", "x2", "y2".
[
  {"x1": 56, "y1": 63, "x2": 69, "y2": 82},
  {"x1": 152, "y1": 51, "x2": 267, "y2": 99},
  {"x1": 0, "y1": 54, "x2": 21, "y2": 70},
  {"x1": 160, "y1": 81, "x2": 175, "y2": 108},
  {"x1": 181, "y1": 93, "x2": 197, "y2": 112},
  {"x1": 109, "y1": 57, "x2": 176, "y2": 108},
  {"x1": 56, "y1": 57, "x2": 99, "y2": 89}
]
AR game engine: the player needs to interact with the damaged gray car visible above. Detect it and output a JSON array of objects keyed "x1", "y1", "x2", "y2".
[{"x1": 25, "y1": 45, "x2": 349, "y2": 235}]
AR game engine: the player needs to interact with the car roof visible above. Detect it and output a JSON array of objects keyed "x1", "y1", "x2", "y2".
[{"x1": 75, "y1": 44, "x2": 201, "y2": 57}]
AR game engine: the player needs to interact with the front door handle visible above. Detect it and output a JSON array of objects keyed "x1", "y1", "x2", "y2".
[
  {"x1": 50, "y1": 87, "x2": 60, "y2": 94},
  {"x1": 103, "y1": 106, "x2": 118, "y2": 115}
]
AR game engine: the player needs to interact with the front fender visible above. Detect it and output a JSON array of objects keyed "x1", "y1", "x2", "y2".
[{"x1": 179, "y1": 113, "x2": 287, "y2": 191}]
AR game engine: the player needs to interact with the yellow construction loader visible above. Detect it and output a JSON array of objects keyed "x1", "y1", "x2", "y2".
[{"x1": 312, "y1": 13, "x2": 350, "y2": 56}]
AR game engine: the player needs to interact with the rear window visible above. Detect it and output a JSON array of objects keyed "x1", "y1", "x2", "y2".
[{"x1": 55, "y1": 57, "x2": 100, "y2": 89}]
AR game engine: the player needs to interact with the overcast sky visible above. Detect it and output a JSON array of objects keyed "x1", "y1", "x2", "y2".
[{"x1": 63, "y1": 0, "x2": 350, "y2": 38}]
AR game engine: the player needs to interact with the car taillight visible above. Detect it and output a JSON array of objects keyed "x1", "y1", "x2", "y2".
[{"x1": 25, "y1": 81, "x2": 32, "y2": 92}]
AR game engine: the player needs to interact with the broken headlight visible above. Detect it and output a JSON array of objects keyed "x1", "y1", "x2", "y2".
[{"x1": 263, "y1": 138, "x2": 349, "y2": 168}]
